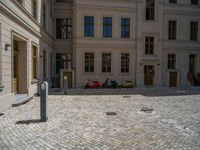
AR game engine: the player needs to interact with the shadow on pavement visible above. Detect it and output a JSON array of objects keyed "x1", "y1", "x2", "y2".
[{"x1": 16, "y1": 119, "x2": 41, "y2": 125}]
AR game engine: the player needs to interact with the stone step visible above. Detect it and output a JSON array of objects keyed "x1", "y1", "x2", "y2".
[{"x1": 12, "y1": 96, "x2": 33, "y2": 107}]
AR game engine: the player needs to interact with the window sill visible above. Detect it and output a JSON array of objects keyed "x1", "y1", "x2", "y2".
[{"x1": 31, "y1": 79, "x2": 40, "y2": 84}]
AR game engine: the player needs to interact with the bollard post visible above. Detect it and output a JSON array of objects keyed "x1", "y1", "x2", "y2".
[
  {"x1": 40, "y1": 82, "x2": 48, "y2": 122},
  {"x1": 64, "y1": 76, "x2": 68, "y2": 95}
]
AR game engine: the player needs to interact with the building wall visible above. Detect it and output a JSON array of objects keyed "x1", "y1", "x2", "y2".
[
  {"x1": 73, "y1": 0, "x2": 136, "y2": 88},
  {"x1": 0, "y1": 0, "x2": 53, "y2": 112}
]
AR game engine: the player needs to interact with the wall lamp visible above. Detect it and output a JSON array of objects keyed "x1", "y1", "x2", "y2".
[{"x1": 5, "y1": 44, "x2": 11, "y2": 51}]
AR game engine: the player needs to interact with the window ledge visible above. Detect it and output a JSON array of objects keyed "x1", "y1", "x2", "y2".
[{"x1": 31, "y1": 79, "x2": 40, "y2": 84}]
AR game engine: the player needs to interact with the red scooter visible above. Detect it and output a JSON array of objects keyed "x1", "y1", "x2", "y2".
[{"x1": 84, "y1": 79, "x2": 101, "y2": 89}]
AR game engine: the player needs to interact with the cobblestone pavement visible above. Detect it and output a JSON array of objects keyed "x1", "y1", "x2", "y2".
[{"x1": 0, "y1": 88, "x2": 200, "y2": 150}]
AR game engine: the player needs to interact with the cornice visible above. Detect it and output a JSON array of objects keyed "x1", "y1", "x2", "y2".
[{"x1": 0, "y1": 2, "x2": 41, "y2": 38}]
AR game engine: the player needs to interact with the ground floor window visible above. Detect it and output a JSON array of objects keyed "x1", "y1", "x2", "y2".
[
  {"x1": 32, "y1": 45, "x2": 37, "y2": 79},
  {"x1": 56, "y1": 53, "x2": 72, "y2": 74},
  {"x1": 168, "y1": 54, "x2": 176, "y2": 69},
  {"x1": 102, "y1": 53, "x2": 111, "y2": 73},
  {"x1": 121, "y1": 53, "x2": 129, "y2": 73},
  {"x1": 85, "y1": 52, "x2": 94, "y2": 73}
]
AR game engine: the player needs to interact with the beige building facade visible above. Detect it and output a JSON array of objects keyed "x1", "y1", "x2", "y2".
[{"x1": 0, "y1": 0, "x2": 200, "y2": 111}]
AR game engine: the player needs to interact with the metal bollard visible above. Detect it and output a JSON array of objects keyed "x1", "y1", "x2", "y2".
[{"x1": 40, "y1": 82, "x2": 48, "y2": 122}]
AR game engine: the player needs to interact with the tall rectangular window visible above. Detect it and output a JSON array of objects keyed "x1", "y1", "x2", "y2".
[
  {"x1": 146, "y1": 0, "x2": 155, "y2": 20},
  {"x1": 168, "y1": 20, "x2": 177, "y2": 40},
  {"x1": 43, "y1": 4, "x2": 46, "y2": 29},
  {"x1": 32, "y1": 0, "x2": 37, "y2": 20},
  {"x1": 103, "y1": 17, "x2": 112, "y2": 38},
  {"x1": 121, "y1": 53, "x2": 129, "y2": 73},
  {"x1": 168, "y1": 54, "x2": 176, "y2": 69},
  {"x1": 191, "y1": 0, "x2": 199, "y2": 5},
  {"x1": 56, "y1": 18, "x2": 72, "y2": 39},
  {"x1": 121, "y1": 18, "x2": 130, "y2": 38},
  {"x1": 85, "y1": 53, "x2": 94, "y2": 72},
  {"x1": 169, "y1": 0, "x2": 177, "y2": 3},
  {"x1": 190, "y1": 22, "x2": 198, "y2": 41},
  {"x1": 84, "y1": 16, "x2": 94, "y2": 37},
  {"x1": 145, "y1": 36, "x2": 154, "y2": 54},
  {"x1": 32, "y1": 45, "x2": 37, "y2": 79},
  {"x1": 102, "y1": 53, "x2": 111, "y2": 73}
]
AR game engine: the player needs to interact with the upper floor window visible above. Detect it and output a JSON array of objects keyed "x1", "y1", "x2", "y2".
[
  {"x1": 121, "y1": 53, "x2": 130, "y2": 73},
  {"x1": 56, "y1": 0, "x2": 72, "y2": 3},
  {"x1": 32, "y1": 0, "x2": 37, "y2": 20},
  {"x1": 43, "y1": 4, "x2": 46, "y2": 29},
  {"x1": 168, "y1": 20, "x2": 177, "y2": 40},
  {"x1": 191, "y1": 0, "x2": 199, "y2": 5},
  {"x1": 85, "y1": 53, "x2": 94, "y2": 73},
  {"x1": 168, "y1": 54, "x2": 176, "y2": 69},
  {"x1": 190, "y1": 22, "x2": 198, "y2": 41},
  {"x1": 121, "y1": 18, "x2": 130, "y2": 38},
  {"x1": 84, "y1": 16, "x2": 94, "y2": 37},
  {"x1": 145, "y1": 36, "x2": 154, "y2": 55},
  {"x1": 146, "y1": 0, "x2": 155, "y2": 20},
  {"x1": 169, "y1": 0, "x2": 177, "y2": 4},
  {"x1": 102, "y1": 53, "x2": 111, "y2": 73},
  {"x1": 56, "y1": 18, "x2": 72, "y2": 39},
  {"x1": 103, "y1": 17, "x2": 112, "y2": 38}
]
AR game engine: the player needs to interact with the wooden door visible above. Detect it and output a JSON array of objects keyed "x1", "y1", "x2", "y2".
[
  {"x1": 13, "y1": 41, "x2": 19, "y2": 94},
  {"x1": 169, "y1": 71, "x2": 177, "y2": 87},
  {"x1": 144, "y1": 65, "x2": 154, "y2": 86},
  {"x1": 63, "y1": 72, "x2": 72, "y2": 88}
]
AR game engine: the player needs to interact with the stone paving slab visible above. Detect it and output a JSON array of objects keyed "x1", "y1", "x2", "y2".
[{"x1": 0, "y1": 88, "x2": 200, "y2": 150}]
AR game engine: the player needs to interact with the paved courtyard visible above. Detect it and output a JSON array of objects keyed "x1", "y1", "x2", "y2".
[{"x1": 0, "y1": 88, "x2": 200, "y2": 150}]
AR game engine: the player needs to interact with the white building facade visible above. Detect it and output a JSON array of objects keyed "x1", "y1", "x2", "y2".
[{"x1": 0, "y1": 0, "x2": 200, "y2": 111}]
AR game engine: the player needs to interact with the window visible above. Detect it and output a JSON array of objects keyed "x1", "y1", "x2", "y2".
[
  {"x1": 168, "y1": 20, "x2": 177, "y2": 40},
  {"x1": 43, "y1": 51, "x2": 46, "y2": 79},
  {"x1": 121, "y1": 18, "x2": 130, "y2": 38},
  {"x1": 56, "y1": 18, "x2": 72, "y2": 39},
  {"x1": 103, "y1": 17, "x2": 112, "y2": 38},
  {"x1": 84, "y1": 16, "x2": 94, "y2": 37},
  {"x1": 32, "y1": 45, "x2": 37, "y2": 79},
  {"x1": 191, "y1": 0, "x2": 199, "y2": 5},
  {"x1": 56, "y1": 53, "x2": 72, "y2": 74},
  {"x1": 102, "y1": 53, "x2": 111, "y2": 73},
  {"x1": 15, "y1": 0, "x2": 23, "y2": 5},
  {"x1": 146, "y1": 0, "x2": 155, "y2": 20},
  {"x1": 169, "y1": 0, "x2": 177, "y2": 3},
  {"x1": 121, "y1": 53, "x2": 129, "y2": 73},
  {"x1": 190, "y1": 22, "x2": 198, "y2": 41},
  {"x1": 85, "y1": 53, "x2": 94, "y2": 72},
  {"x1": 56, "y1": 0, "x2": 72, "y2": 3},
  {"x1": 168, "y1": 54, "x2": 176, "y2": 69},
  {"x1": 145, "y1": 36, "x2": 154, "y2": 54},
  {"x1": 43, "y1": 4, "x2": 46, "y2": 29},
  {"x1": 32, "y1": 0, "x2": 37, "y2": 20}
]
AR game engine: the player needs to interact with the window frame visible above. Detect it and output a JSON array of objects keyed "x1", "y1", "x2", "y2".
[
  {"x1": 190, "y1": 21, "x2": 198, "y2": 41},
  {"x1": 32, "y1": 45, "x2": 37, "y2": 80},
  {"x1": 84, "y1": 52, "x2": 94, "y2": 73},
  {"x1": 103, "y1": 17, "x2": 112, "y2": 38},
  {"x1": 32, "y1": 0, "x2": 37, "y2": 20},
  {"x1": 145, "y1": 36, "x2": 154, "y2": 55},
  {"x1": 168, "y1": 54, "x2": 176, "y2": 69},
  {"x1": 102, "y1": 53, "x2": 111, "y2": 73},
  {"x1": 84, "y1": 16, "x2": 94, "y2": 37},
  {"x1": 121, "y1": 53, "x2": 130, "y2": 73},
  {"x1": 56, "y1": 18, "x2": 72, "y2": 39},
  {"x1": 121, "y1": 18, "x2": 130, "y2": 38},
  {"x1": 146, "y1": 0, "x2": 155, "y2": 20},
  {"x1": 168, "y1": 20, "x2": 177, "y2": 40}
]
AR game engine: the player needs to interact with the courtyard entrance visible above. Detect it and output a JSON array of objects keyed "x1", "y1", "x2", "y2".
[{"x1": 144, "y1": 65, "x2": 154, "y2": 86}]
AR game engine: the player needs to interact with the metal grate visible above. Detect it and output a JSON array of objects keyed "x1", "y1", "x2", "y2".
[
  {"x1": 106, "y1": 112, "x2": 117, "y2": 116},
  {"x1": 140, "y1": 107, "x2": 154, "y2": 113}
]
